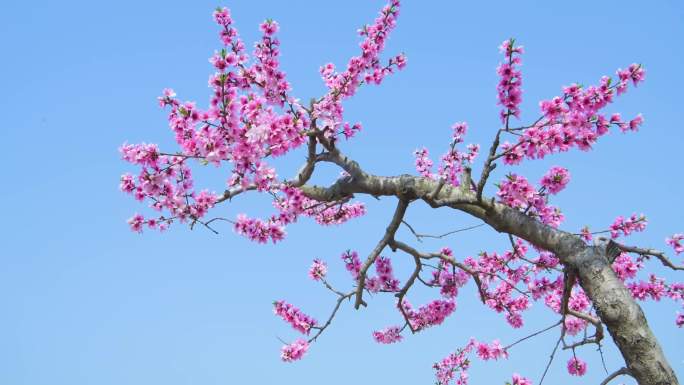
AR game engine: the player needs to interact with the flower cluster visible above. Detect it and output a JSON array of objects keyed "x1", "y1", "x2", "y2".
[
  {"x1": 626, "y1": 274, "x2": 684, "y2": 326},
  {"x1": 666, "y1": 233, "x2": 684, "y2": 255},
  {"x1": 609, "y1": 213, "x2": 647, "y2": 238},
  {"x1": 400, "y1": 299, "x2": 456, "y2": 331},
  {"x1": 280, "y1": 339, "x2": 309, "y2": 362},
  {"x1": 314, "y1": 0, "x2": 404, "y2": 136},
  {"x1": 372, "y1": 326, "x2": 403, "y2": 344},
  {"x1": 342, "y1": 250, "x2": 362, "y2": 280},
  {"x1": 430, "y1": 249, "x2": 470, "y2": 298},
  {"x1": 234, "y1": 214, "x2": 286, "y2": 243},
  {"x1": 120, "y1": 145, "x2": 221, "y2": 233},
  {"x1": 510, "y1": 373, "x2": 532, "y2": 385},
  {"x1": 500, "y1": 64, "x2": 645, "y2": 166},
  {"x1": 474, "y1": 339, "x2": 508, "y2": 361},
  {"x1": 437, "y1": 123, "x2": 479, "y2": 186},
  {"x1": 308, "y1": 259, "x2": 328, "y2": 281},
  {"x1": 497, "y1": 39, "x2": 524, "y2": 123},
  {"x1": 612, "y1": 253, "x2": 641, "y2": 281},
  {"x1": 273, "y1": 300, "x2": 317, "y2": 335},
  {"x1": 366, "y1": 256, "x2": 400, "y2": 293},
  {"x1": 434, "y1": 339, "x2": 530, "y2": 385},
  {"x1": 414, "y1": 122, "x2": 478, "y2": 186},
  {"x1": 414, "y1": 148, "x2": 434, "y2": 178},
  {"x1": 539, "y1": 166, "x2": 570, "y2": 194},
  {"x1": 433, "y1": 346, "x2": 471, "y2": 385},
  {"x1": 496, "y1": 173, "x2": 565, "y2": 228},
  {"x1": 567, "y1": 357, "x2": 587, "y2": 376}
]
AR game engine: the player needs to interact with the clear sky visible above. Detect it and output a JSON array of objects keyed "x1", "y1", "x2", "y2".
[{"x1": 1, "y1": 1, "x2": 683, "y2": 384}]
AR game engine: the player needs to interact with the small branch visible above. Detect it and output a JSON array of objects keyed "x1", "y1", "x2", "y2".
[
  {"x1": 508, "y1": 234, "x2": 562, "y2": 272},
  {"x1": 599, "y1": 367, "x2": 633, "y2": 385},
  {"x1": 216, "y1": 184, "x2": 258, "y2": 204},
  {"x1": 354, "y1": 198, "x2": 409, "y2": 309},
  {"x1": 539, "y1": 335, "x2": 562, "y2": 385},
  {"x1": 288, "y1": 135, "x2": 318, "y2": 187},
  {"x1": 612, "y1": 240, "x2": 684, "y2": 271},
  {"x1": 476, "y1": 129, "x2": 504, "y2": 202},
  {"x1": 401, "y1": 221, "x2": 485, "y2": 242},
  {"x1": 319, "y1": 277, "x2": 346, "y2": 297},
  {"x1": 391, "y1": 240, "x2": 488, "y2": 303},
  {"x1": 308, "y1": 292, "x2": 353, "y2": 343},
  {"x1": 390, "y1": 240, "x2": 422, "y2": 333},
  {"x1": 504, "y1": 320, "x2": 562, "y2": 350}
]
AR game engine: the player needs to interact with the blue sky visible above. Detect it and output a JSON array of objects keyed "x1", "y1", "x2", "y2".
[{"x1": 1, "y1": 1, "x2": 683, "y2": 384}]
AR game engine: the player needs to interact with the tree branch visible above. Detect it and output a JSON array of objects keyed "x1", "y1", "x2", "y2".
[
  {"x1": 599, "y1": 367, "x2": 633, "y2": 385},
  {"x1": 611, "y1": 240, "x2": 684, "y2": 271},
  {"x1": 354, "y1": 198, "x2": 409, "y2": 309}
]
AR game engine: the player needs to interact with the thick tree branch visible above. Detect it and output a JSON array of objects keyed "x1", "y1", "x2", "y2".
[{"x1": 297, "y1": 147, "x2": 678, "y2": 385}]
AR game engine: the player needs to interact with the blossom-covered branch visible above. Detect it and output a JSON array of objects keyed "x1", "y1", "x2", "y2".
[{"x1": 121, "y1": 2, "x2": 682, "y2": 384}]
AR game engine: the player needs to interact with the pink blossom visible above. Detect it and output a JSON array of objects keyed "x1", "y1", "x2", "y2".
[
  {"x1": 119, "y1": 173, "x2": 136, "y2": 193},
  {"x1": 373, "y1": 256, "x2": 400, "y2": 291},
  {"x1": 609, "y1": 213, "x2": 647, "y2": 238},
  {"x1": 564, "y1": 316, "x2": 587, "y2": 336},
  {"x1": 580, "y1": 226, "x2": 592, "y2": 242},
  {"x1": 666, "y1": 233, "x2": 684, "y2": 255},
  {"x1": 401, "y1": 299, "x2": 456, "y2": 331},
  {"x1": 342, "y1": 250, "x2": 362, "y2": 280},
  {"x1": 273, "y1": 300, "x2": 317, "y2": 335},
  {"x1": 567, "y1": 357, "x2": 587, "y2": 376},
  {"x1": 213, "y1": 7, "x2": 232, "y2": 26},
  {"x1": 414, "y1": 148, "x2": 434, "y2": 178},
  {"x1": 511, "y1": 373, "x2": 532, "y2": 385},
  {"x1": 475, "y1": 340, "x2": 508, "y2": 361},
  {"x1": 313, "y1": 0, "x2": 402, "y2": 130},
  {"x1": 308, "y1": 259, "x2": 327, "y2": 281},
  {"x1": 372, "y1": 326, "x2": 403, "y2": 344},
  {"x1": 540, "y1": 166, "x2": 570, "y2": 194},
  {"x1": 612, "y1": 253, "x2": 641, "y2": 281},
  {"x1": 280, "y1": 339, "x2": 309, "y2": 362},
  {"x1": 497, "y1": 38, "x2": 524, "y2": 123},
  {"x1": 259, "y1": 19, "x2": 279, "y2": 35},
  {"x1": 627, "y1": 113, "x2": 644, "y2": 132},
  {"x1": 127, "y1": 213, "x2": 145, "y2": 233},
  {"x1": 433, "y1": 346, "x2": 472, "y2": 385}
]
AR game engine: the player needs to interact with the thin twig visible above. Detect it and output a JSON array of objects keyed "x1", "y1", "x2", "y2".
[
  {"x1": 539, "y1": 335, "x2": 562, "y2": 385},
  {"x1": 599, "y1": 367, "x2": 632, "y2": 385},
  {"x1": 504, "y1": 320, "x2": 562, "y2": 350},
  {"x1": 401, "y1": 221, "x2": 485, "y2": 242}
]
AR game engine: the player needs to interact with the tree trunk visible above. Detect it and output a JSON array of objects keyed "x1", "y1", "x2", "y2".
[
  {"x1": 572, "y1": 246, "x2": 679, "y2": 385},
  {"x1": 481, "y1": 202, "x2": 680, "y2": 385}
]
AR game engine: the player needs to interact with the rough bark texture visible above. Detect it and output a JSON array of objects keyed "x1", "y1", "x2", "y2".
[
  {"x1": 573, "y1": 247, "x2": 678, "y2": 385},
  {"x1": 299, "y1": 164, "x2": 679, "y2": 384}
]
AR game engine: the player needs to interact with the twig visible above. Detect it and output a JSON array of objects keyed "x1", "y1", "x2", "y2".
[
  {"x1": 612, "y1": 241, "x2": 684, "y2": 271},
  {"x1": 401, "y1": 221, "x2": 485, "y2": 242},
  {"x1": 504, "y1": 320, "x2": 562, "y2": 350},
  {"x1": 539, "y1": 335, "x2": 562, "y2": 385},
  {"x1": 599, "y1": 367, "x2": 632, "y2": 385},
  {"x1": 308, "y1": 292, "x2": 353, "y2": 342}
]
